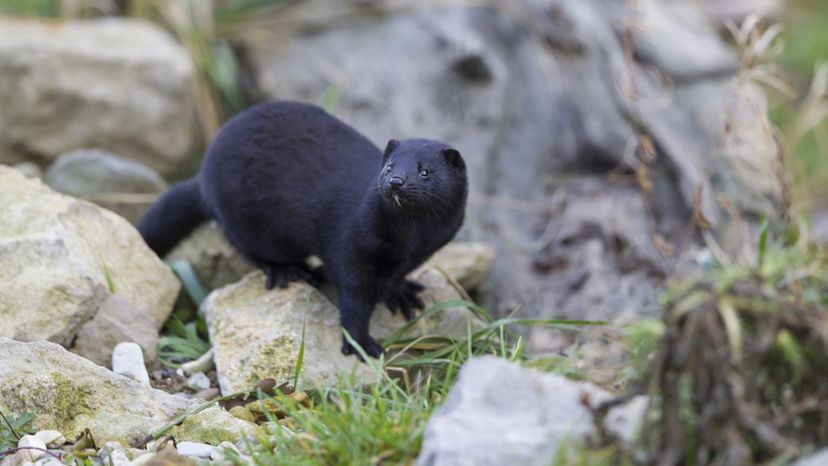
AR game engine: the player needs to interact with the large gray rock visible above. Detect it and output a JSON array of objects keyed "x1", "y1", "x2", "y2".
[
  {"x1": 0, "y1": 339, "x2": 256, "y2": 445},
  {"x1": 416, "y1": 356, "x2": 645, "y2": 466},
  {"x1": 204, "y1": 267, "x2": 485, "y2": 394},
  {"x1": 45, "y1": 149, "x2": 168, "y2": 197},
  {"x1": 240, "y1": 0, "x2": 785, "y2": 338},
  {"x1": 0, "y1": 18, "x2": 195, "y2": 176},
  {"x1": 0, "y1": 166, "x2": 178, "y2": 348}
]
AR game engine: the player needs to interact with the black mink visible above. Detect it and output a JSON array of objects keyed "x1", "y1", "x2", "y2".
[{"x1": 138, "y1": 101, "x2": 468, "y2": 358}]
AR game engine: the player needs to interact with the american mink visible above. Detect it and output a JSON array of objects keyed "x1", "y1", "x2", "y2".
[{"x1": 138, "y1": 101, "x2": 468, "y2": 358}]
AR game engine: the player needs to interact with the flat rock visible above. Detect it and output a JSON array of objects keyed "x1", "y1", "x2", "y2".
[
  {"x1": 45, "y1": 149, "x2": 168, "y2": 198},
  {"x1": 0, "y1": 18, "x2": 195, "y2": 176},
  {"x1": 71, "y1": 294, "x2": 159, "y2": 366},
  {"x1": 204, "y1": 267, "x2": 485, "y2": 394},
  {"x1": 416, "y1": 356, "x2": 645, "y2": 466},
  {"x1": 0, "y1": 167, "x2": 179, "y2": 347},
  {"x1": 0, "y1": 339, "x2": 255, "y2": 445},
  {"x1": 421, "y1": 242, "x2": 495, "y2": 292}
]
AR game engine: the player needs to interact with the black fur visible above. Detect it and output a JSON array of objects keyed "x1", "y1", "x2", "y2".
[{"x1": 138, "y1": 101, "x2": 468, "y2": 359}]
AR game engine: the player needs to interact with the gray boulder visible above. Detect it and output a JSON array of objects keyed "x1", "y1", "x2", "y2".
[
  {"x1": 204, "y1": 267, "x2": 485, "y2": 394},
  {"x1": 239, "y1": 0, "x2": 785, "y2": 339},
  {"x1": 45, "y1": 149, "x2": 168, "y2": 197},
  {"x1": 0, "y1": 18, "x2": 195, "y2": 176},
  {"x1": 0, "y1": 339, "x2": 256, "y2": 445},
  {"x1": 416, "y1": 356, "x2": 646, "y2": 466},
  {"x1": 0, "y1": 166, "x2": 178, "y2": 351}
]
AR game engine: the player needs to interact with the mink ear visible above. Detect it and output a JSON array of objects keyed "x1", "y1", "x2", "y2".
[
  {"x1": 383, "y1": 139, "x2": 400, "y2": 160},
  {"x1": 442, "y1": 148, "x2": 465, "y2": 169}
]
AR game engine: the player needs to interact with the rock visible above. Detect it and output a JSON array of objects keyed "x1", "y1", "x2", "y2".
[
  {"x1": 205, "y1": 267, "x2": 484, "y2": 394},
  {"x1": 43, "y1": 149, "x2": 168, "y2": 224},
  {"x1": 129, "y1": 449, "x2": 195, "y2": 466},
  {"x1": 13, "y1": 162, "x2": 41, "y2": 179},
  {"x1": 112, "y1": 342, "x2": 150, "y2": 385},
  {"x1": 176, "y1": 442, "x2": 217, "y2": 458},
  {"x1": 0, "y1": 167, "x2": 178, "y2": 348},
  {"x1": 193, "y1": 388, "x2": 220, "y2": 401},
  {"x1": 792, "y1": 448, "x2": 828, "y2": 466},
  {"x1": 421, "y1": 242, "x2": 495, "y2": 292},
  {"x1": 72, "y1": 294, "x2": 159, "y2": 366},
  {"x1": 170, "y1": 405, "x2": 259, "y2": 445},
  {"x1": 17, "y1": 435, "x2": 47, "y2": 461},
  {"x1": 0, "y1": 18, "x2": 195, "y2": 176},
  {"x1": 185, "y1": 373, "x2": 212, "y2": 391},
  {"x1": 228, "y1": 406, "x2": 256, "y2": 423},
  {"x1": 33, "y1": 430, "x2": 65, "y2": 448},
  {"x1": 180, "y1": 348, "x2": 215, "y2": 375},
  {"x1": 416, "y1": 356, "x2": 645, "y2": 466},
  {"x1": 0, "y1": 339, "x2": 255, "y2": 445},
  {"x1": 33, "y1": 458, "x2": 64, "y2": 466},
  {"x1": 239, "y1": 0, "x2": 784, "y2": 340},
  {"x1": 698, "y1": 0, "x2": 782, "y2": 24},
  {"x1": 166, "y1": 222, "x2": 255, "y2": 290},
  {"x1": 45, "y1": 149, "x2": 168, "y2": 198},
  {"x1": 107, "y1": 450, "x2": 130, "y2": 466}
]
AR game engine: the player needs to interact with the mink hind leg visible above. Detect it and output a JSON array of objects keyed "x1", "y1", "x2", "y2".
[{"x1": 259, "y1": 262, "x2": 321, "y2": 289}]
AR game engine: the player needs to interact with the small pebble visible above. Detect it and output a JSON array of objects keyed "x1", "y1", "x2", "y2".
[
  {"x1": 33, "y1": 430, "x2": 65, "y2": 448},
  {"x1": 176, "y1": 441, "x2": 217, "y2": 458},
  {"x1": 193, "y1": 387, "x2": 220, "y2": 401},
  {"x1": 186, "y1": 372, "x2": 212, "y2": 391},
  {"x1": 18, "y1": 434, "x2": 47, "y2": 460},
  {"x1": 112, "y1": 342, "x2": 150, "y2": 385},
  {"x1": 228, "y1": 406, "x2": 256, "y2": 422},
  {"x1": 107, "y1": 449, "x2": 131, "y2": 466},
  {"x1": 34, "y1": 457, "x2": 64, "y2": 466},
  {"x1": 180, "y1": 348, "x2": 215, "y2": 375}
]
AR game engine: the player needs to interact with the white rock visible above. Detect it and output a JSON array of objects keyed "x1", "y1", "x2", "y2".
[
  {"x1": 17, "y1": 435, "x2": 47, "y2": 461},
  {"x1": 180, "y1": 348, "x2": 215, "y2": 375},
  {"x1": 176, "y1": 441, "x2": 217, "y2": 458},
  {"x1": 792, "y1": 448, "x2": 828, "y2": 466},
  {"x1": 416, "y1": 356, "x2": 646, "y2": 466},
  {"x1": 0, "y1": 167, "x2": 179, "y2": 346},
  {"x1": 112, "y1": 342, "x2": 150, "y2": 385},
  {"x1": 186, "y1": 372, "x2": 212, "y2": 391},
  {"x1": 106, "y1": 449, "x2": 130, "y2": 466},
  {"x1": 33, "y1": 458, "x2": 64, "y2": 466},
  {"x1": 33, "y1": 431, "x2": 65, "y2": 448}
]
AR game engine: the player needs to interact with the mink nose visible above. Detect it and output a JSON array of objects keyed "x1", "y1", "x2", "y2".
[{"x1": 388, "y1": 176, "x2": 405, "y2": 190}]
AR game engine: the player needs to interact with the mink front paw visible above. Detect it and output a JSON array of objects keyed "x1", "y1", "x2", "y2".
[
  {"x1": 385, "y1": 279, "x2": 426, "y2": 320},
  {"x1": 341, "y1": 334, "x2": 384, "y2": 361}
]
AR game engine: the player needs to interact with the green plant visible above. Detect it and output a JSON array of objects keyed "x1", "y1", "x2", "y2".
[
  {"x1": 0, "y1": 411, "x2": 35, "y2": 451},
  {"x1": 157, "y1": 317, "x2": 211, "y2": 367}
]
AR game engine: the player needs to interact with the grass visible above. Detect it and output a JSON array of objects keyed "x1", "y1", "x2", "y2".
[{"x1": 0, "y1": 412, "x2": 34, "y2": 451}]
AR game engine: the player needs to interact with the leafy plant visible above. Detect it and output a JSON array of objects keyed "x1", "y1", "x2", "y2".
[
  {"x1": 157, "y1": 317, "x2": 211, "y2": 368},
  {"x1": 0, "y1": 411, "x2": 35, "y2": 451}
]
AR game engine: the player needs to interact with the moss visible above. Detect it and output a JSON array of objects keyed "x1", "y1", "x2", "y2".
[{"x1": 171, "y1": 406, "x2": 256, "y2": 445}]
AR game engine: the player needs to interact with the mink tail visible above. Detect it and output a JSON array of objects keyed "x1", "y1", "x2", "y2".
[{"x1": 137, "y1": 176, "x2": 211, "y2": 257}]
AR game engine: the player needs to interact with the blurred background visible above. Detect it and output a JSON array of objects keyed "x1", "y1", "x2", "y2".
[{"x1": 0, "y1": 0, "x2": 825, "y2": 356}]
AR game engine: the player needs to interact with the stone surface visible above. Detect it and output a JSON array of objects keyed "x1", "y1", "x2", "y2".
[
  {"x1": 0, "y1": 167, "x2": 179, "y2": 347},
  {"x1": 792, "y1": 448, "x2": 828, "y2": 466},
  {"x1": 33, "y1": 430, "x2": 65, "y2": 448},
  {"x1": 0, "y1": 18, "x2": 195, "y2": 176},
  {"x1": 71, "y1": 294, "x2": 159, "y2": 366},
  {"x1": 240, "y1": 0, "x2": 785, "y2": 338},
  {"x1": 186, "y1": 373, "x2": 212, "y2": 391},
  {"x1": 45, "y1": 149, "x2": 168, "y2": 198},
  {"x1": 421, "y1": 242, "x2": 495, "y2": 292},
  {"x1": 166, "y1": 222, "x2": 255, "y2": 291},
  {"x1": 0, "y1": 339, "x2": 255, "y2": 445},
  {"x1": 416, "y1": 356, "x2": 645, "y2": 466},
  {"x1": 112, "y1": 342, "x2": 150, "y2": 386},
  {"x1": 205, "y1": 267, "x2": 485, "y2": 394},
  {"x1": 176, "y1": 442, "x2": 217, "y2": 458},
  {"x1": 17, "y1": 435, "x2": 47, "y2": 461}
]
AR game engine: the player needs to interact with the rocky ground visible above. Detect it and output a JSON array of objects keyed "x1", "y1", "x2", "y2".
[{"x1": 0, "y1": 0, "x2": 825, "y2": 465}]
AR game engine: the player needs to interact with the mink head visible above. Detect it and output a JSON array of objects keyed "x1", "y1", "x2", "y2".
[{"x1": 377, "y1": 138, "x2": 467, "y2": 214}]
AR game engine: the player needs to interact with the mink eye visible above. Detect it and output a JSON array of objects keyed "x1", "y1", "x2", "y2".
[
  {"x1": 419, "y1": 168, "x2": 430, "y2": 179},
  {"x1": 385, "y1": 164, "x2": 393, "y2": 174}
]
